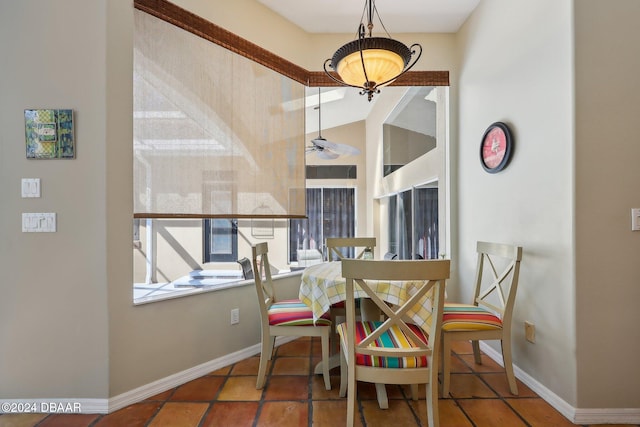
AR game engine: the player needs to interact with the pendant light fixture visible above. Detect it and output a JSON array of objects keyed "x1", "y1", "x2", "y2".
[{"x1": 324, "y1": 0, "x2": 422, "y2": 102}]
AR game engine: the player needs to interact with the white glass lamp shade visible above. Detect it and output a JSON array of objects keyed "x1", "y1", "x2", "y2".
[
  {"x1": 330, "y1": 37, "x2": 412, "y2": 88},
  {"x1": 336, "y1": 49, "x2": 406, "y2": 87}
]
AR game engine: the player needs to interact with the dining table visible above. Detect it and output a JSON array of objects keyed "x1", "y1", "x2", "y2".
[
  {"x1": 299, "y1": 261, "x2": 436, "y2": 326},
  {"x1": 298, "y1": 260, "x2": 438, "y2": 408}
]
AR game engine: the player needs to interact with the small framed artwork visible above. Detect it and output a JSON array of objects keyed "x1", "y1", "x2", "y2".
[
  {"x1": 25, "y1": 109, "x2": 75, "y2": 159},
  {"x1": 480, "y1": 121, "x2": 513, "y2": 173}
]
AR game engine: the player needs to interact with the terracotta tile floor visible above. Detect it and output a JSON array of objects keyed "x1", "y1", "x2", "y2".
[{"x1": 1, "y1": 338, "x2": 636, "y2": 427}]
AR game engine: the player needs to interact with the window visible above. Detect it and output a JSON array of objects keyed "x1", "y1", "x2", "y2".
[
  {"x1": 203, "y1": 219, "x2": 238, "y2": 262},
  {"x1": 133, "y1": 10, "x2": 306, "y2": 220},
  {"x1": 381, "y1": 84, "x2": 448, "y2": 261},
  {"x1": 289, "y1": 187, "x2": 356, "y2": 262},
  {"x1": 388, "y1": 185, "x2": 438, "y2": 260},
  {"x1": 133, "y1": 9, "x2": 306, "y2": 304}
]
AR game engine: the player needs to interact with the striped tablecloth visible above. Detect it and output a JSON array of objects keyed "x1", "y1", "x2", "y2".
[{"x1": 298, "y1": 261, "x2": 437, "y2": 328}]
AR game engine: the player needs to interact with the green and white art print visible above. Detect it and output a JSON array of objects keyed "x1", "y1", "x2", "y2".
[{"x1": 25, "y1": 109, "x2": 75, "y2": 159}]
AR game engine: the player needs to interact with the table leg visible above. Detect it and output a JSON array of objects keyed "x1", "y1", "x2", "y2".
[
  {"x1": 375, "y1": 383, "x2": 389, "y2": 409},
  {"x1": 314, "y1": 353, "x2": 340, "y2": 373}
]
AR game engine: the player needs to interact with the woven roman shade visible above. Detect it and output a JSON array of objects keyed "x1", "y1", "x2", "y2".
[{"x1": 133, "y1": 10, "x2": 306, "y2": 218}]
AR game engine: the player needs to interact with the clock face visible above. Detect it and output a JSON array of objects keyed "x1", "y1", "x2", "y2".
[
  {"x1": 481, "y1": 128, "x2": 507, "y2": 168},
  {"x1": 480, "y1": 122, "x2": 512, "y2": 173}
]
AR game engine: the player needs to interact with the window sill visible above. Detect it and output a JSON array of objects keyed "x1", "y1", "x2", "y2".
[{"x1": 133, "y1": 269, "x2": 303, "y2": 306}]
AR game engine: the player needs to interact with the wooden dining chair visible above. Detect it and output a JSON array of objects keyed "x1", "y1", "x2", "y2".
[
  {"x1": 338, "y1": 259, "x2": 450, "y2": 427},
  {"x1": 236, "y1": 257, "x2": 254, "y2": 280},
  {"x1": 441, "y1": 241, "x2": 523, "y2": 396},
  {"x1": 252, "y1": 242, "x2": 332, "y2": 390},
  {"x1": 326, "y1": 237, "x2": 376, "y2": 261},
  {"x1": 325, "y1": 237, "x2": 376, "y2": 352}
]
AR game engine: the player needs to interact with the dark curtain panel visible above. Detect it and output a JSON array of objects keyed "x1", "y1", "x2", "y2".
[
  {"x1": 414, "y1": 188, "x2": 439, "y2": 259},
  {"x1": 323, "y1": 188, "x2": 356, "y2": 258},
  {"x1": 307, "y1": 188, "x2": 323, "y2": 251},
  {"x1": 289, "y1": 188, "x2": 322, "y2": 262},
  {"x1": 398, "y1": 190, "x2": 413, "y2": 260},
  {"x1": 388, "y1": 196, "x2": 398, "y2": 255}
]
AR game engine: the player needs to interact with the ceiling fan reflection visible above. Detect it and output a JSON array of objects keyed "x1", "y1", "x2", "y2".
[{"x1": 306, "y1": 88, "x2": 360, "y2": 159}]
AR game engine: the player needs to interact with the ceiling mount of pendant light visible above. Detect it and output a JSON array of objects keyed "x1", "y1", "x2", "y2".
[{"x1": 323, "y1": 0, "x2": 422, "y2": 102}]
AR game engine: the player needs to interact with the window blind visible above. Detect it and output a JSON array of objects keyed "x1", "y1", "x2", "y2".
[{"x1": 133, "y1": 10, "x2": 306, "y2": 218}]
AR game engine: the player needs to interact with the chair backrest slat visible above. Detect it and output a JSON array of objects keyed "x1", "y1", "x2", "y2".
[
  {"x1": 473, "y1": 241, "x2": 522, "y2": 325},
  {"x1": 252, "y1": 242, "x2": 275, "y2": 319},
  {"x1": 326, "y1": 237, "x2": 376, "y2": 261},
  {"x1": 237, "y1": 257, "x2": 254, "y2": 280}
]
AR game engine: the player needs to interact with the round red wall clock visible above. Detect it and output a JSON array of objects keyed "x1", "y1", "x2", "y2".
[{"x1": 480, "y1": 122, "x2": 513, "y2": 173}]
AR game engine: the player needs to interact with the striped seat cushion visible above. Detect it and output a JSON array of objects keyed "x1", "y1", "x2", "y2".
[
  {"x1": 268, "y1": 299, "x2": 331, "y2": 326},
  {"x1": 337, "y1": 321, "x2": 430, "y2": 368},
  {"x1": 442, "y1": 303, "x2": 503, "y2": 331}
]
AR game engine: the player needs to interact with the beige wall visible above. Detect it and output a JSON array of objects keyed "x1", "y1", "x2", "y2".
[
  {"x1": 458, "y1": 0, "x2": 640, "y2": 410},
  {"x1": 0, "y1": 0, "x2": 112, "y2": 399},
  {"x1": 457, "y1": 0, "x2": 576, "y2": 405},
  {"x1": 384, "y1": 125, "x2": 437, "y2": 166},
  {"x1": 574, "y1": 0, "x2": 640, "y2": 408}
]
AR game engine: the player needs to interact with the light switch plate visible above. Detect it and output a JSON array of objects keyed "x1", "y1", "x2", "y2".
[
  {"x1": 21, "y1": 178, "x2": 41, "y2": 198},
  {"x1": 632, "y1": 208, "x2": 640, "y2": 231},
  {"x1": 22, "y1": 213, "x2": 56, "y2": 232}
]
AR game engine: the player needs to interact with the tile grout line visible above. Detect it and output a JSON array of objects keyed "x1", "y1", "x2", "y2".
[
  {"x1": 308, "y1": 338, "x2": 315, "y2": 427},
  {"x1": 196, "y1": 367, "x2": 234, "y2": 427}
]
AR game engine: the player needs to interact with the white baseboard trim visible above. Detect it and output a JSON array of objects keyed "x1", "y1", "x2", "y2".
[
  {"x1": 108, "y1": 336, "x2": 295, "y2": 413},
  {"x1": 479, "y1": 342, "x2": 640, "y2": 424}
]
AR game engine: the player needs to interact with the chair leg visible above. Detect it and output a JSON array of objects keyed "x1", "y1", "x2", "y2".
[
  {"x1": 501, "y1": 338, "x2": 518, "y2": 395},
  {"x1": 441, "y1": 334, "x2": 452, "y2": 397},
  {"x1": 426, "y1": 376, "x2": 440, "y2": 427},
  {"x1": 329, "y1": 309, "x2": 340, "y2": 356},
  {"x1": 346, "y1": 354, "x2": 356, "y2": 427},
  {"x1": 339, "y1": 348, "x2": 347, "y2": 398},
  {"x1": 256, "y1": 334, "x2": 274, "y2": 389},
  {"x1": 471, "y1": 340, "x2": 482, "y2": 364},
  {"x1": 410, "y1": 384, "x2": 419, "y2": 401},
  {"x1": 321, "y1": 330, "x2": 331, "y2": 390}
]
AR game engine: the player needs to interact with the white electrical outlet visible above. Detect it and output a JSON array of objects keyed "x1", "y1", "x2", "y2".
[
  {"x1": 230, "y1": 308, "x2": 240, "y2": 325},
  {"x1": 525, "y1": 321, "x2": 536, "y2": 343}
]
